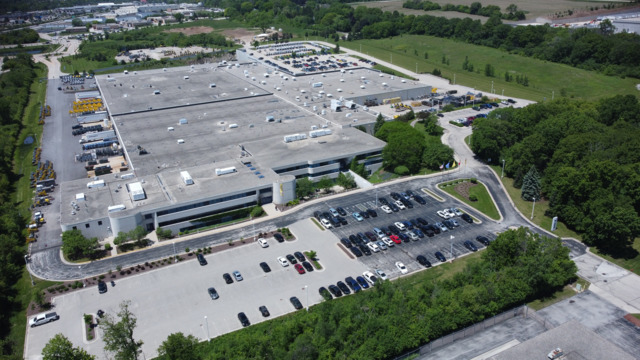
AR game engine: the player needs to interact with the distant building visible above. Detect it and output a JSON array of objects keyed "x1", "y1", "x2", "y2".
[{"x1": 613, "y1": 17, "x2": 640, "y2": 34}]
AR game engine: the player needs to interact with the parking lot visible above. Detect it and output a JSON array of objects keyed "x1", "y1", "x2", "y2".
[
  {"x1": 26, "y1": 219, "x2": 369, "y2": 359},
  {"x1": 320, "y1": 186, "x2": 497, "y2": 277}
]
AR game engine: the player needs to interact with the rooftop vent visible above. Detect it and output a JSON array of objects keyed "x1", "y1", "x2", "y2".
[
  {"x1": 178, "y1": 118, "x2": 188, "y2": 125},
  {"x1": 127, "y1": 182, "x2": 146, "y2": 201},
  {"x1": 180, "y1": 171, "x2": 194, "y2": 185},
  {"x1": 108, "y1": 204, "x2": 126, "y2": 213},
  {"x1": 215, "y1": 167, "x2": 237, "y2": 176}
]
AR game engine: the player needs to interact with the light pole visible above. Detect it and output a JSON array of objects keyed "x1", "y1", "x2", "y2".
[
  {"x1": 173, "y1": 241, "x2": 177, "y2": 262},
  {"x1": 305, "y1": 285, "x2": 309, "y2": 312},
  {"x1": 491, "y1": 81, "x2": 494, "y2": 94},
  {"x1": 450, "y1": 235, "x2": 454, "y2": 259},
  {"x1": 531, "y1": 197, "x2": 536, "y2": 220},
  {"x1": 375, "y1": 186, "x2": 378, "y2": 207},
  {"x1": 204, "y1": 316, "x2": 210, "y2": 341},
  {"x1": 501, "y1": 159, "x2": 505, "y2": 178},
  {"x1": 24, "y1": 255, "x2": 35, "y2": 286},
  {"x1": 502, "y1": 89, "x2": 504, "y2": 97},
  {"x1": 390, "y1": 53, "x2": 392, "y2": 64},
  {"x1": 415, "y1": 62, "x2": 418, "y2": 74},
  {"x1": 453, "y1": 73, "x2": 456, "y2": 85}
]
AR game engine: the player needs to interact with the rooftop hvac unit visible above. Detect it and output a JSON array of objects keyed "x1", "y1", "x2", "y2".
[
  {"x1": 266, "y1": 116, "x2": 275, "y2": 122},
  {"x1": 121, "y1": 173, "x2": 135, "y2": 180},
  {"x1": 167, "y1": 127, "x2": 174, "y2": 131},
  {"x1": 153, "y1": 90, "x2": 160, "y2": 95},
  {"x1": 178, "y1": 118, "x2": 188, "y2": 125},
  {"x1": 379, "y1": 73, "x2": 384, "y2": 77},
  {"x1": 283, "y1": 133, "x2": 307, "y2": 143},
  {"x1": 340, "y1": 79, "x2": 345, "y2": 82},
  {"x1": 229, "y1": 124, "x2": 238, "y2": 129},
  {"x1": 75, "y1": 193, "x2": 86, "y2": 201},
  {"x1": 209, "y1": 83, "x2": 216, "y2": 88},
  {"x1": 87, "y1": 180, "x2": 105, "y2": 189},
  {"x1": 309, "y1": 129, "x2": 332, "y2": 138},
  {"x1": 215, "y1": 167, "x2": 237, "y2": 176},
  {"x1": 184, "y1": 76, "x2": 189, "y2": 80},
  {"x1": 177, "y1": 139, "x2": 185, "y2": 144},
  {"x1": 180, "y1": 171, "x2": 194, "y2": 185},
  {"x1": 108, "y1": 204, "x2": 126, "y2": 213},
  {"x1": 312, "y1": 82, "x2": 323, "y2": 88},
  {"x1": 128, "y1": 182, "x2": 146, "y2": 201}
]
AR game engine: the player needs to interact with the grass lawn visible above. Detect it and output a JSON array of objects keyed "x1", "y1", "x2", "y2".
[
  {"x1": 527, "y1": 285, "x2": 576, "y2": 311},
  {"x1": 439, "y1": 179, "x2": 500, "y2": 220},
  {"x1": 342, "y1": 35, "x2": 639, "y2": 102},
  {"x1": 369, "y1": 167, "x2": 400, "y2": 184},
  {"x1": 404, "y1": 251, "x2": 483, "y2": 288},
  {"x1": 632, "y1": 314, "x2": 640, "y2": 321},
  {"x1": 9, "y1": 270, "x2": 61, "y2": 358},
  {"x1": 590, "y1": 239, "x2": 640, "y2": 275},
  {"x1": 14, "y1": 64, "x2": 48, "y2": 214}
]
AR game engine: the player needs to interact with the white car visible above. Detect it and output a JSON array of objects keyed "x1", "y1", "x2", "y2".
[
  {"x1": 363, "y1": 271, "x2": 378, "y2": 285},
  {"x1": 451, "y1": 208, "x2": 463, "y2": 216},
  {"x1": 277, "y1": 256, "x2": 289, "y2": 267},
  {"x1": 451, "y1": 219, "x2": 460, "y2": 227},
  {"x1": 444, "y1": 209, "x2": 456, "y2": 218},
  {"x1": 329, "y1": 208, "x2": 339, "y2": 217},
  {"x1": 380, "y1": 205, "x2": 392, "y2": 214},
  {"x1": 258, "y1": 238, "x2": 269, "y2": 248},
  {"x1": 394, "y1": 221, "x2": 406, "y2": 231},
  {"x1": 376, "y1": 240, "x2": 388, "y2": 250},
  {"x1": 29, "y1": 312, "x2": 59, "y2": 327},
  {"x1": 320, "y1": 218, "x2": 333, "y2": 229},
  {"x1": 407, "y1": 231, "x2": 419, "y2": 241},
  {"x1": 381, "y1": 236, "x2": 395, "y2": 247},
  {"x1": 437, "y1": 210, "x2": 452, "y2": 219},
  {"x1": 367, "y1": 242, "x2": 380, "y2": 253},
  {"x1": 375, "y1": 269, "x2": 389, "y2": 281},
  {"x1": 395, "y1": 261, "x2": 408, "y2": 274},
  {"x1": 436, "y1": 222, "x2": 448, "y2": 232},
  {"x1": 395, "y1": 200, "x2": 406, "y2": 210}
]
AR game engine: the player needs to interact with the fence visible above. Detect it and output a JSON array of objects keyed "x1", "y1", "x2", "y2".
[{"x1": 395, "y1": 305, "x2": 529, "y2": 359}]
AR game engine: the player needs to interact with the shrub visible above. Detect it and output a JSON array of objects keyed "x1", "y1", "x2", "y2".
[
  {"x1": 250, "y1": 206, "x2": 265, "y2": 218},
  {"x1": 104, "y1": 243, "x2": 112, "y2": 251},
  {"x1": 84, "y1": 314, "x2": 92, "y2": 324},
  {"x1": 470, "y1": 177, "x2": 477, "y2": 184},
  {"x1": 98, "y1": 275, "x2": 105, "y2": 280},
  {"x1": 185, "y1": 247, "x2": 190, "y2": 253},
  {"x1": 469, "y1": 194, "x2": 478, "y2": 201},
  {"x1": 449, "y1": 120, "x2": 464, "y2": 127},
  {"x1": 116, "y1": 265, "x2": 122, "y2": 272},
  {"x1": 394, "y1": 165, "x2": 410, "y2": 176}
]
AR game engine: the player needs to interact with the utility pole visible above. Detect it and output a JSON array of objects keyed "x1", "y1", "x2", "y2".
[
  {"x1": 531, "y1": 197, "x2": 536, "y2": 220},
  {"x1": 501, "y1": 159, "x2": 505, "y2": 178}
]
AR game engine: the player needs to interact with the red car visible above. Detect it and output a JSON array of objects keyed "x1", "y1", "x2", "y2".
[
  {"x1": 389, "y1": 235, "x2": 401, "y2": 244},
  {"x1": 294, "y1": 264, "x2": 306, "y2": 274}
]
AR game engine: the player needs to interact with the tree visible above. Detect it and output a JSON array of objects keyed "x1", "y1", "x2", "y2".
[
  {"x1": 43, "y1": 334, "x2": 95, "y2": 360},
  {"x1": 157, "y1": 332, "x2": 200, "y2": 360},
  {"x1": 382, "y1": 127, "x2": 425, "y2": 173},
  {"x1": 100, "y1": 300, "x2": 143, "y2": 360},
  {"x1": 349, "y1": 158, "x2": 367, "y2": 179},
  {"x1": 173, "y1": 13, "x2": 185, "y2": 23},
  {"x1": 307, "y1": 250, "x2": 317, "y2": 260},
  {"x1": 129, "y1": 226, "x2": 147, "y2": 245},
  {"x1": 113, "y1": 231, "x2": 129, "y2": 246},
  {"x1": 61, "y1": 229, "x2": 99, "y2": 260},
  {"x1": 334, "y1": 43, "x2": 340, "y2": 54},
  {"x1": 156, "y1": 227, "x2": 173, "y2": 240},
  {"x1": 316, "y1": 176, "x2": 333, "y2": 192},
  {"x1": 521, "y1": 165, "x2": 541, "y2": 201},
  {"x1": 484, "y1": 63, "x2": 495, "y2": 77},
  {"x1": 373, "y1": 113, "x2": 385, "y2": 135},
  {"x1": 71, "y1": 18, "x2": 83, "y2": 27},
  {"x1": 296, "y1": 178, "x2": 314, "y2": 199},
  {"x1": 336, "y1": 172, "x2": 356, "y2": 189}
]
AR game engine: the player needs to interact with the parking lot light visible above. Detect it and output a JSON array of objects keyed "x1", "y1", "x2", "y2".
[
  {"x1": 450, "y1": 235, "x2": 455, "y2": 260},
  {"x1": 501, "y1": 159, "x2": 505, "y2": 179},
  {"x1": 305, "y1": 285, "x2": 309, "y2": 312},
  {"x1": 204, "y1": 316, "x2": 210, "y2": 341}
]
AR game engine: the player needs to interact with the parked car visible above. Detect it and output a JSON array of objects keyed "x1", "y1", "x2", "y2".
[
  {"x1": 257, "y1": 238, "x2": 269, "y2": 248},
  {"x1": 395, "y1": 200, "x2": 406, "y2": 210},
  {"x1": 337, "y1": 216, "x2": 348, "y2": 226},
  {"x1": 367, "y1": 242, "x2": 380, "y2": 253},
  {"x1": 329, "y1": 208, "x2": 339, "y2": 217},
  {"x1": 294, "y1": 264, "x2": 305, "y2": 274},
  {"x1": 361, "y1": 210, "x2": 370, "y2": 219},
  {"x1": 29, "y1": 312, "x2": 59, "y2": 327},
  {"x1": 398, "y1": 233, "x2": 410, "y2": 243},
  {"x1": 290, "y1": 296, "x2": 303, "y2": 310},
  {"x1": 413, "y1": 228, "x2": 425, "y2": 238},
  {"x1": 443, "y1": 219, "x2": 455, "y2": 229},
  {"x1": 223, "y1": 273, "x2": 233, "y2": 284},
  {"x1": 389, "y1": 203, "x2": 400, "y2": 212},
  {"x1": 451, "y1": 208, "x2": 464, "y2": 216},
  {"x1": 359, "y1": 244, "x2": 372, "y2": 256},
  {"x1": 437, "y1": 210, "x2": 450, "y2": 219},
  {"x1": 197, "y1": 253, "x2": 208, "y2": 266},
  {"x1": 367, "y1": 208, "x2": 378, "y2": 217},
  {"x1": 356, "y1": 276, "x2": 370, "y2": 289},
  {"x1": 259, "y1": 262, "x2": 271, "y2": 273},
  {"x1": 277, "y1": 256, "x2": 289, "y2": 267},
  {"x1": 208, "y1": 287, "x2": 219, "y2": 300},
  {"x1": 352, "y1": 212, "x2": 364, "y2": 222},
  {"x1": 379, "y1": 197, "x2": 389, "y2": 206},
  {"x1": 381, "y1": 205, "x2": 392, "y2": 214},
  {"x1": 233, "y1": 270, "x2": 243, "y2": 281},
  {"x1": 390, "y1": 192, "x2": 400, "y2": 200},
  {"x1": 238, "y1": 312, "x2": 250, "y2": 327},
  {"x1": 294, "y1": 252, "x2": 306, "y2": 262},
  {"x1": 302, "y1": 261, "x2": 314, "y2": 272},
  {"x1": 340, "y1": 237, "x2": 352, "y2": 248},
  {"x1": 389, "y1": 235, "x2": 401, "y2": 244},
  {"x1": 350, "y1": 246, "x2": 363, "y2": 257},
  {"x1": 328, "y1": 284, "x2": 343, "y2": 297},
  {"x1": 98, "y1": 281, "x2": 107, "y2": 294},
  {"x1": 259, "y1": 305, "x2": 270, "y2": 317},
  {"x1": 319, "y1": 287, "x2": 333, "y2": 300},
  {"x1": 363, "y1": 271, "x2": 378, "y2": 286},
  {"x1": 464, "y1": 240, "x2": 478, "y2": 252},
  {"x1": 345, "y1": 276, "x2": 362, "y2": 292},
  {"x1": 413, "y1": 194, "x2": 426, "y2": 205},
  {"x1": 436, "y1": 222, "x2": 448, "y2": 232},
  {"x1": 365, "y1": 232, "x2": 377, "y2": 242},
  {"x1": 273, "y1": 233, "x2": 285, "y2": 243},
  {"x1": 396, "y1": 261, "x2": 408, "y2": 274},
  {"x1": 407, "y1": 231, "x2": 419, "y2": 241},
  {"x1": 337, "y1": 281, "x2": 351, "y2": 295},
  {"x1": 320, "y1": 218, "x2": 332, "y2": 229},
  {"x1": 416, "y1": 217, "x2": 428, "y2": 226},
  {"x1": 286, "y1": 254, "x2": 297, "y2": 264},
  {"x1": 417, "y1": 255, "x2": 432, "y2": 268},
  {"x1": 381, "y1": 236, "x2": 395, "y2": 247},
  {"x1": 461, "y1": 213, "x2": 473, "y2": 223},
  {"x1": 375, "y1": 269, "x2": 389, "y2": 281},
  {"x1": 434, "y1": 251, "x2": 446, "y2": 262},
  {"x1": 476, "y1": 236, "x2": 491, "y2": 246},
  {"x1": 377, "y1": 240, "x2": 388, "y2": 250},
  {"x1": 394, "y1": 221, "x2": 406, "y2": 231},
  {"x1": 336, "y1": 207, "x2": 347, "y2": 216}
]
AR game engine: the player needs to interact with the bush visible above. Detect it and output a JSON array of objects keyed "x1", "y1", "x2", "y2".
[
  {"x1": 469, "y1": 194, "x2": 478, "y2": 201},
  {"x1": 470, "y1": 177, "x2": 477, "y2": 184},
  {"x1": 104, "y1": 243, "x2": 112, "y2": 251},
  {"x1": 449, "y1": 120, "x2": 464, "y2": 127},
  {"x1": 394, "y1": 165, "x2": 410, "y2": 175},
  {"x1": 250, "y1": 206, "x2": 265, "y2": 218}
]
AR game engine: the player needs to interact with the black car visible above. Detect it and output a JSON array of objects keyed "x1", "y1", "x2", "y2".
[
  {"x1": 340, "y1": 237, "x2": 352, "y2": 248},
  {"x1": 98, "y1": 281, "x2": 107, "y2": 294},
  {"x1": 337, "y1": 216, "x2": 348, "y2": 226},
  {"x1": 388, "y1": 225, "x2": 400, "y2": 235},
  {"x1": 208, "y1": 287, "x2": 219, "y2": 300},
  {"x1": 238, "y1": 312, "x2": 250, "y2": 327},
  {"x1": 437, "y1": 113, "x2": 444, "y2": 117},
  {"x1": 330, "y1": 216, "x2": 341, "y2": 228},
  {"x1": 379, "y1": 197, "x2": 389, "y2": 206},
  {"x1": 427, "y1": 224, "x2": 441, "y2": 234},
  {"x1": 286, "y1": 254, "x2": 297, "y2": 264},
  {"x1": 464, "y1": 240, "x2": 478, "y2": 252},
  {"x1": 422, "y1": 227, "x2": 435, "y2": 237},
  {"x1": 336, "y1": 207, "x2": 347, "y2": 216},
  {"x1": 259, "y1": 305, "x2": 270, "y2": 317},
  {"x1": 416, "y1": 217, "x2": 428, "y2": 226},
  {"x1": 313, "y1": 211, "x2": 322, "y2": 220},
  {"x1": 302, "y1": 261, "x2": 314, "y2": 272},
  {"x1": 406, "y1": 190, "x2": 415, "y2": 198},
  {"x1": 398, "y1": 233, "x2": 410, "y2": 243},
  {"x1": 413, "y1": 195, "x2": 426, "y2": 205},
  {"x1": 197, "y1": 253, "x2": 207, "y2": 266},
  {"x1": 350, "y1": 246, "x2": 363, "y2": 257},
  {"x1": 357, "y1": 232, "x2": 368, "y2": 243},
  {"x1": 389, "y1": 203, "x2": 400, "y2": 212},
  {"x1": 401, "y1": 199, "x2": 414, "y2": 209},
  {"x1": 321, "y1": 212, "x2": 331, "y2": 220},
  {"x1": 274, "y1": 233, "x2": 285, "y2": 243},
  {"x1": 361, "y1": 210, "x2": 370, "y2": 219},
  {"x1": 349, "y1": 234, "x2": 360, "y2": 246},
  {"x1": 290, "y1": 296, "x2": 303, "y2": 310},
  {"x1": 223, "y1": 273, "x2": 234, "y2": 284},
  {"x1": 294, "y1": 251, "x2": 306, "y2": 262},
  {"x1": 476, "y1": 236, "x2": 491, "y2": 246},
  {"x1": 358, "y1": 244, "x2": 372, "y2": 256},
  {"x1": 417, "y1": 255, "x2": 432, "y2": 268},
  {"x1": 443, "y1": 220, "x2": 455, "y2": 229},
  {"x1": 319, "y1": 287, "x2": 333, "y2": 300},
  {"x1": 328, "y1": 284, "x2": 343, "y2": 297},
  {"x1": 435, "y1": 251, "x2": 447, "y2": 262},
  {"x1": 461, "y1": 213, "x2": 473, "y2": 223},
  {"x1": 367, "y1": 208, "x2": 378, "y2": 218},
  {"x1": 259, "y1": 262, "x2": 271, "y2": 273},
  {"x1": 381, "y1": 226, "x2": 391, "y2": 236},
  {"x1": 336, "y1": 281, "x2": 351, "y2": 295},
  {"x1": 390, "y1": 192, "x2": 400, "y2": 201},
  {"x1": 365, "y1": 232, "x2": 377, "y2": 242}
]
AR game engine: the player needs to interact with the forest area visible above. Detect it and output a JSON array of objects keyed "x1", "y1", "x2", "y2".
[
  {"x1": 154, "y1": 228, "x2": 576, "y2": 359},
  {"x1": 471, "y1": 96, "x2": 640, "y2": 256},
  {"x1": 0, "y1": 54, "x2": 41, "y2": 359}
]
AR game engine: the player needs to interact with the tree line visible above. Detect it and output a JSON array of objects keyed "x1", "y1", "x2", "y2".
[
  {"x1": 0, "y1": 54, "x2": 42, "y2": 359},
  {"x1": 471, "y1": 95, "x2": 640, "y2": 256},
  {"x1": 403, "y1": 1, "x2": 525, "y2": 21},
  {"x1": 212, "y1": 0, "x2": 639, "y2": 79},
  {"x1": 0, "y1": 29, "x2": 40, "y2": 45}
]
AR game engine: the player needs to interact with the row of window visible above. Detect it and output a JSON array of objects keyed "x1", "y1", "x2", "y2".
[
  {"x1": 275, "y1": 159, "x2": 341, "y2": 174},
  {"x1": 295, "y1": 167, "x2": 340, "y2": 179},
  {"x1": 156, "y1": 191, "x2": 259, "y2": 217},
  {"x1": 160, "y1": 201, "x2": 257, "y2": 228}
]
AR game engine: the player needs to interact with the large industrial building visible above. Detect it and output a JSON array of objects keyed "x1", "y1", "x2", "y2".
[{"x1": 59, "y1": 57, "x2": 433, "y2": 239}]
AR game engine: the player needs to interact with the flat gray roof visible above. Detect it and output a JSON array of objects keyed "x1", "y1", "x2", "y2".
[{"x1": 489, "y1": 320, "x2": 635, "y2": 360}]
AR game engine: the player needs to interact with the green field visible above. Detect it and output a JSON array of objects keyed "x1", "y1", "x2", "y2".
[
  {"x1": 439, "y1": 179, "x2": 501, "y2": 220},
  {"x1": 342, "y1": 35, "x2": 639, "y2": 101}
]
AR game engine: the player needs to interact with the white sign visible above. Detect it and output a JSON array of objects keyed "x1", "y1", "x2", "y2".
[{"x1": 551, "y1": 216, "x2": 558, "y2": 231}]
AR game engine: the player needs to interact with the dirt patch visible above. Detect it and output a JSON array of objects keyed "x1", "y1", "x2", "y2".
[
  {"x1": 453, "y1": 181, "x2": 477, "y2": 199},
  {"x1": 221, "y1": 28, "x2": 259, "y2": 45},
  {"x1": 164, "y1": 26, "x2": 214, "y2": 35}
]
